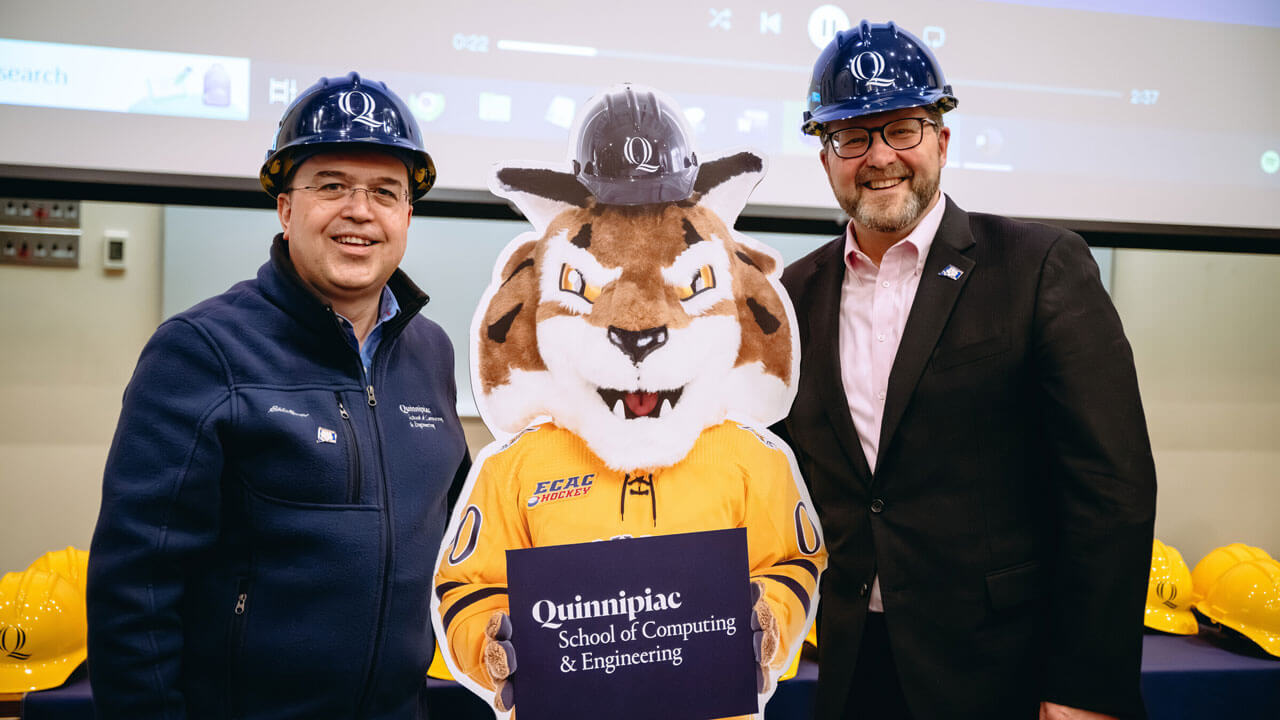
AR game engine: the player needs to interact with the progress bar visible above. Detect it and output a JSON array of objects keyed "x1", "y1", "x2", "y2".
[
  {"x1": 495, "y1": 38, "x2": 1125, "y2": 99},
  {"x1": 952, "y1": 78, "x2": 1124, "y2": 99},
  {"x1": 496, "y1": 38, "x2": 809, "y2": 73},
  {"x1": 495, "y1": 40, "x2": 598, "y2": 57}
]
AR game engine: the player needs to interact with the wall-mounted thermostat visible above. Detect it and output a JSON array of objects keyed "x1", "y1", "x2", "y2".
[{"x1": 103, "y1": 230, "x2": 127, "y2": 271}]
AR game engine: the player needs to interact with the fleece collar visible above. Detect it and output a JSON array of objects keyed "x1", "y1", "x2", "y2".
[{"x1": 259, "y1": 233, "x2": 430, "y2": 341}]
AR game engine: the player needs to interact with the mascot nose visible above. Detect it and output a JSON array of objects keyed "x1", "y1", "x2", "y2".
[{"x1": 608, "y1": 326, "x2": 668, "y2": 364}]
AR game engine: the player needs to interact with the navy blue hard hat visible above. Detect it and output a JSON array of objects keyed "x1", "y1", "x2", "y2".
[
  {"x1": 573, "y1": 84, "x2": 699, "y2": 205},
  {"x1": 260, "y1": 72, "x2": 436, "y2": 199},
  {"x1": 802, "y1": 20, "x2": 957, "y2": 136}
]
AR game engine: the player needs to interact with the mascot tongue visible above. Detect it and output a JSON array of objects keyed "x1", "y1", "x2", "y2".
[{"x1": 624, "y1": 391, "x2": 660, "y2": 417}]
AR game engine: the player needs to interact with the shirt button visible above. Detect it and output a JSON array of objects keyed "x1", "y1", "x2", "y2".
[
  {"x1": 881, "y1": 281, "x2": 891, "y2": 288},
  {"x1": 877, "y1": 333, "x2": 886, "y2": 342},
  {"x1": 870, "y1": 498, "x2": 885, "y2": 513},
  {"x1": 877, "y1": 391, "x2": 886, "y2": 400}
]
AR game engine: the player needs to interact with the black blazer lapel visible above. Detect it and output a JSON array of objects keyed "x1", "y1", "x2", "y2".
[
  {"x1": 802, "y1": 236, "x2": 875, "y2": 485},
  {"x1": 879, "y1": 197, "x2": 976, "y2": 457}
]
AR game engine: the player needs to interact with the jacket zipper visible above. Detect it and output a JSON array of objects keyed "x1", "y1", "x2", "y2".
[
  {"x1": 336, "y1": 394, "x2": 363, "y2": 504},
  {"x1": 355, "y1": 348, "x2": 393, "y2": 718},
  {"x1": 228, "y1": 577, "x2": 251, "y2": 718}
]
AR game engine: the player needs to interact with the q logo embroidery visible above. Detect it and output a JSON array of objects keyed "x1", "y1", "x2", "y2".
[
  {"x1": 851, "y1": 51, "x2": 895, "y2": 89},
  {"x1": 623, "y1": 136, "x2": 660, "y2": 173},
  {"x1": 339, "y1": 90, "x2": 385, "y2": 129}
]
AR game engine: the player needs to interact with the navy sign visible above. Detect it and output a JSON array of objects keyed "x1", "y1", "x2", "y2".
[{"x1": 507, "y1": 528, "x2": 756, "y2": 720}]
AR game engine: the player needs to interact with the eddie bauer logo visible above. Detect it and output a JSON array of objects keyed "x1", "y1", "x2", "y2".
[
  {"x1": 399, "y1": 404, "x2": 443, "y2": 430},
  {"x1": 0, "y1": 625, "x2": 31, "y2": 660}
]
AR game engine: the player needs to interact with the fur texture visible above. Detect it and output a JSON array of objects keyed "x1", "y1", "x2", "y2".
[{"x1": 473, "y1": 152, "x2": 799, "y2": 471}]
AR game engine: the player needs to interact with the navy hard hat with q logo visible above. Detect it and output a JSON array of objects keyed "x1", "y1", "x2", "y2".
[
  {"x1": 802, "y1": 20, "x2": 958, "y2": 136},
  {"x1": 260, "y1": 72, "x2": 436, "y2": 200},
  {"x1": 573, "y1": 83, "x2": 700, "y2": 206}
]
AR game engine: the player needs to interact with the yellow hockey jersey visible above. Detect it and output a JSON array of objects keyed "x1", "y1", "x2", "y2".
[{"x1": 434, "y1": 420, "x2": 826, "y2": 696}]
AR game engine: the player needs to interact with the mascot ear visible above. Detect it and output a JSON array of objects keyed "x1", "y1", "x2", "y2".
[
  {"x1": 693, "y1": 151, "x2": 767, "y2": 223},
  {"x1": 476, "y1": 238, "x2": 546, "y2": 402},
  {"x1": 490, "y1": 166, "x2": 593, "y2": 232}
]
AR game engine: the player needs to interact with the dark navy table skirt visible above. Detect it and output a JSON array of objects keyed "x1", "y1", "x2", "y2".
[{"x1": 23, "y1": 630, "x2": 1279, "y2": 719}]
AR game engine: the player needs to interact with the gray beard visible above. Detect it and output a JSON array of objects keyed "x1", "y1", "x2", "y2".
[{"x1": 839, "y1": 171, "x2": 940, "y2": 234}]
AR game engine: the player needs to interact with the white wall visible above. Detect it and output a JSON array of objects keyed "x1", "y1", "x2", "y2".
[
  {"x1": 1112, "y1": 248, "x2": 1280, "y2": 564},
  {"x1": 0, "y1": 201, "x2": 162, "y2": 572}
]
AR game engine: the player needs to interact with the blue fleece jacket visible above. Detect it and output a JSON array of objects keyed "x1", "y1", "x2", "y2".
[{"x1": 88, "y1": 236, "x2": 470, "y2": 719}]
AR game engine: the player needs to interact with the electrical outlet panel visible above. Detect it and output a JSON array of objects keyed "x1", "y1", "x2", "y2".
[{"x1": 0, "y1": 198, "x2": 81, "y2": 268}]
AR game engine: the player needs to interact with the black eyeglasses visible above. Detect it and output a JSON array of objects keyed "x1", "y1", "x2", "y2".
[
  {"x1": 823, "y1": 117, "x2": 940, "y2": 159},
  {"x1": 285, "y1": 182, "x2": 409, "y2": 208}
]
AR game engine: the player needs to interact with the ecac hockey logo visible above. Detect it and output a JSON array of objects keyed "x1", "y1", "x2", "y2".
[{"x1": 527, "y1": 474, "x2": 596, "y2": 508}]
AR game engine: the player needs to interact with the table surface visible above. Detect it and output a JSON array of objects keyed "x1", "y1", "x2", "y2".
[{"x1": 20, "y1": 627, "x2": 1279, "y2": 719}]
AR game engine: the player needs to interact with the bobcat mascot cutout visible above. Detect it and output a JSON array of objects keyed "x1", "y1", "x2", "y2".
[{"x1": 432, "y1": 85, "x2": 825, "y2": 718}]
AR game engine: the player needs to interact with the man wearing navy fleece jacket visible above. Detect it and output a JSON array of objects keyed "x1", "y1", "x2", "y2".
[{"x1": 87, "y1": 72, "x2": 470, "y2": 719}]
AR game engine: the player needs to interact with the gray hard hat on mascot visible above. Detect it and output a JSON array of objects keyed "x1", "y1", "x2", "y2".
[
  {"x1": 573, "y1": 83, "x2": 700, "y2": 206},
  {"x1": 260, "y1": 71, "x2": 436, "y2": 200},
  {"x1": 802, "y1": 20, "x2": 958, "y2": 136}
]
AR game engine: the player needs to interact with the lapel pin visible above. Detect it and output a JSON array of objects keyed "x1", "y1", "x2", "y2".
[
  {"x1": 938, "y1": 265, "x2": 964, "y2": 280},
  {"x1": 317, "y1": 427, "x2": 337, "y2": 444}
]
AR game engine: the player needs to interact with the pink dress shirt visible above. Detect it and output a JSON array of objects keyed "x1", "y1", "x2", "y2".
[{"x1": 838, "y1": 197, "x2": 946, "y2": 612}]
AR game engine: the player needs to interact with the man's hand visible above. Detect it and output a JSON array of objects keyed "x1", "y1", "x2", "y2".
[
  {"x1": 483, "y1": 611, "x2": 516, "y2": 712},
  {"x1": 750, "y1": 580, "x2": 780, "y2": 694},
  {"x1": 1039, "y1": 701, "x2": 1119, "y2": 720}
]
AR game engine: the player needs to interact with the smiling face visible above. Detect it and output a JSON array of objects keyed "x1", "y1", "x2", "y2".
[
  {"x1": 277, "y1": 150, "x2": 413, "y2": 316},
  {"x1": 819, "y1": 106, "x2": 950, "y2": 248}
]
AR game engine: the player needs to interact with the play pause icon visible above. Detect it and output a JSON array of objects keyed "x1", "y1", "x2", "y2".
[{"x1": 807, "y1": 5, "x2": 850, "y2": 49}]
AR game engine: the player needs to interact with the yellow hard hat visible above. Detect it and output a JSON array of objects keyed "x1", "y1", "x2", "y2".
[
  {"x1": 1144, "y1": 539, "x2": 1198, "y2": 635},
  {"x1": 0, "y1": 569, "x2": 88, "y2": 693},
  {"x1": 427, "y1": 642, "x2": 455, "y2": 681},
  {"x1": 27, "y1": 546, "x2": 89, "y2": 596},
  {"x1": 1194, "y1": 558, "x2": 1280, "y2": 658},
  {"x1": 1191, "y1": 543, "x2": 1272, "y2": 600}
]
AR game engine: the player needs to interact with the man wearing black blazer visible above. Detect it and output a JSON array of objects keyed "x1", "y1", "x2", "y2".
[{"x1": 779, "y1": 22, "x2": 1157, "y2": 720}]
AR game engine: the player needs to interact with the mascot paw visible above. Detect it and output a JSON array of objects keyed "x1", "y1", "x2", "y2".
[
  {"x1": 493, "y1": 679, "x2": 515, "y2": 713},
  {"x1": 483, "y1": 611, "x2": 517, "y2": 711},
  {"x1": 750, "y1": 580, "x2": 779, "y2": 693}
]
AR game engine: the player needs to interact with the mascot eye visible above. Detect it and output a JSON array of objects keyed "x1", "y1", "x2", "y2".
[
  {"x1": 559, "y1": 264, "x2": 601, "y2": 303},
  {"x1": 676, "y1": 265, "x2": 716, "y2": 301}
]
